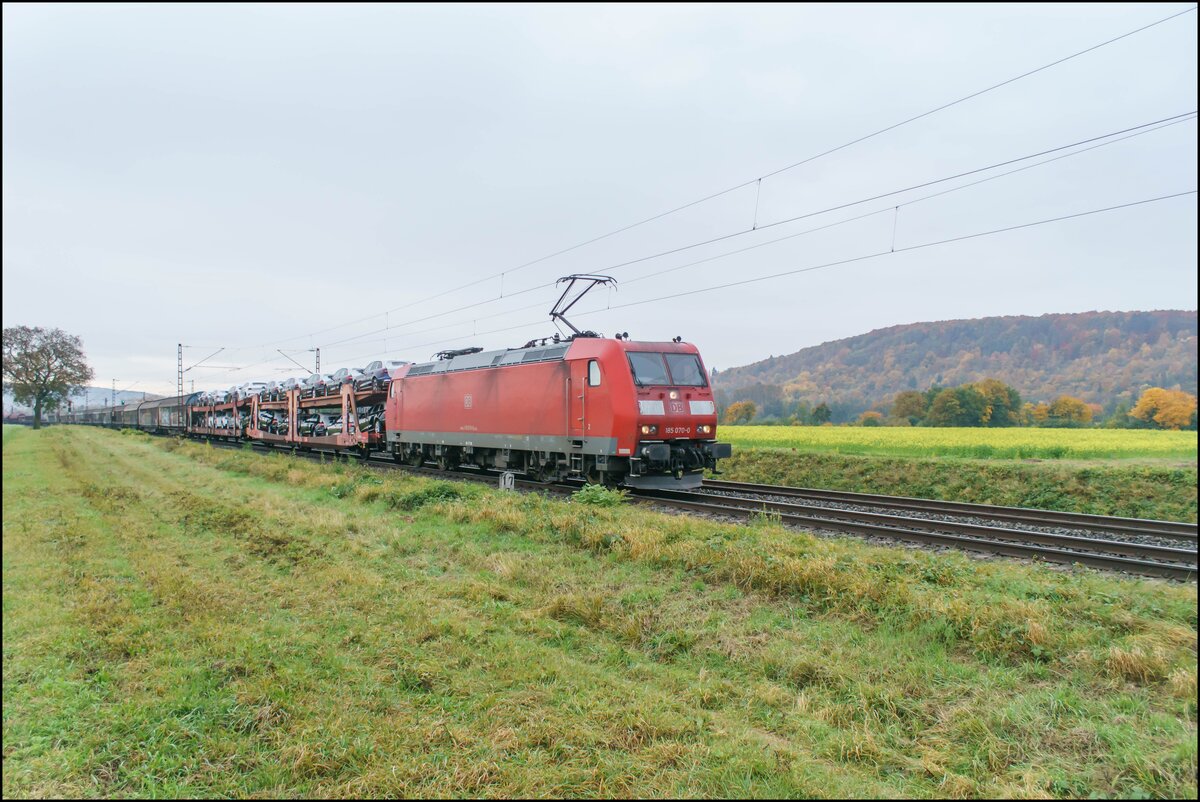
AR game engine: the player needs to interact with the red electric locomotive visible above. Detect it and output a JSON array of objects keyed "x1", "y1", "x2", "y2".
[
  {"x1": 384, "y1": 334, "x2": 730, "y2": 488},
  {"x1": 381, "y1": 274, "x2": 730, "y2": 489}
]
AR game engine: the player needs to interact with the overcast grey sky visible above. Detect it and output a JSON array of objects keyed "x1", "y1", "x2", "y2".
[{"x1": 3, "y1": 3, "x2": 1197, "y2": 396}]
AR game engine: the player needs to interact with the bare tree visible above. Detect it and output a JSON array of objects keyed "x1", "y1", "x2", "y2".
[{"x1": 2, "y1": 326, "x2": 94, "y2": 429}]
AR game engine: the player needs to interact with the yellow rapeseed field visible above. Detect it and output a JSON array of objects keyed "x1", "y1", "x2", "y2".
[{"x1": 718, "y1": 425, "x2": 1198, "y2": 460}]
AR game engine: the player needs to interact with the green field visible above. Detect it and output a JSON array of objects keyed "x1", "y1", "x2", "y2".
[
  {"x1": 4, "y1": 426, "x2": 1197, "y2": 798},
  {"x1": 720, "y1": 425, "x2": 1199, "y2": 461}
]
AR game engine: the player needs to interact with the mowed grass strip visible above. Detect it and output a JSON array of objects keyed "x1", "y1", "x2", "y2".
[
  {"x1": 720, "y1": 425, "x2": 1199, "y2": 461},
  {"x1": 3, "y1": 427, "x2": 1196, "y2": 798}
]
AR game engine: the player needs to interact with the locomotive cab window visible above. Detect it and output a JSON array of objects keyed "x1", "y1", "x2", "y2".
[
  {"x1": 588, "y1": 360, "x2": 601, "y2": 386},
  {"x1": 629, "y1": 352, "x2": 707, "y2": 387},
  {"x1": 628, "y1": 352, "x2": 670, "y2": 386},
  {"x1": 664, "y1": 353, "x2": 707, "y2": 387}
]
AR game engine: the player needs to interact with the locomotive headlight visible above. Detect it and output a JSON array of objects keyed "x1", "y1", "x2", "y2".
[
  {"x1": 640, "y1": 424, "x2": 658, "y2": 435},
  {"x1": 698, "y1": 424, "x2": 712, "y2": 435},
  {"x1": 669, "y1": 390, "x2": 679, "y2": 400}
]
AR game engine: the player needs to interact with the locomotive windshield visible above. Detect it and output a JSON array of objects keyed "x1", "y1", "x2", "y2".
[
  {"x1": 664, "y1": 353, "x2": 706, "y2": 386},
  {"x1": 629, "y1": 352, "x2": 670, "y2": 385},
  {"x1": 628, "y1": 352, "x2": 708, "y2": 387}
]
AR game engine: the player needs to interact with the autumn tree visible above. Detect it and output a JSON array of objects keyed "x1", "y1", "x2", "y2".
[
  {"x1": 2, "y1": 326, "x2": 94, "y2": 429},
  {"x1": 925, "y1": 389, "x2": 963, "y2": 427},
  {"x1": 1130, "y1": 387, "x2": 1198, "y2": 430},
  {"x1": 810, "y1": 402, "x2": 831, "y2": 424},
  {"x1": 1046, "y1": 395, "x2": 1092, "y2": 427},
  {"x1": 890, "y1": 390, "x2": 927, "y2": 425},
  {"x1": 926, "y1": 386, "x2": 989, "y2": 426},
  {"x1": 722, "y1": 400, "x2": 757, "y2": 425},
  {"x1": 1024, "y1": 401, "x2": 1050, "y2": 426},
  {"x1": 1103, "y1": 401, "x2": 1134, "y2": 428},
  {"x1": 857, "y1": 410, "x2": 884, "y2": 427},
  {"x1": 973, "y1": 378, "x2": 1022, "y2": 427}
]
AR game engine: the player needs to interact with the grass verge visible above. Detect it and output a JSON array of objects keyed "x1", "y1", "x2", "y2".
[{"x1": 4, "y1": 427, "x2": 1196, "y2": 797}]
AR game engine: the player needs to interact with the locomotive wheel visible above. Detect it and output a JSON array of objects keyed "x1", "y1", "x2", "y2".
[
  {"x1": 529, "y1": 460, "x2": 552, "y2": 483},
  {"x1": 408, "y1": 450, "x2": 424, "y2": 467},
  {"x1": 437, "y1": 453, "x2": 453, "y2": 471}
]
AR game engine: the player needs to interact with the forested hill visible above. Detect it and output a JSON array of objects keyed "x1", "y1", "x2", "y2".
[{"x1": 712, "y1": 310, "x2": 1197, "y2": 421}]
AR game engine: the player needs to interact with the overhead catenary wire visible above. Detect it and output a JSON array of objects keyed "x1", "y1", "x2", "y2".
[
  {"x1": 191, "y1": 115, "x2": 1199, "y2": 385},
  {"x1": 601, "y1": 190, "x2": 1199, "y2": 311},
  {"x1": 590, "y1": 111, "x2": 1200, "y2": 278},
  {"x1": 182, "y1": 347, "x2": 225, "y2": 373},
  {"x1": 323, "y1": 189, "x2": 1196, "y2": 364},
  {"x1": 249, "y1": 5, "x2": 1197, "y2": 352},
  {"x1": 310, "y1": 111, "x2": 1197, "y2": 354},
  {"x1": 311, "y1": 113, "x2": 1198, "y2": 364},
  {"x1": 619, "y1": 113, "x2": 1198, "y2": 288}
]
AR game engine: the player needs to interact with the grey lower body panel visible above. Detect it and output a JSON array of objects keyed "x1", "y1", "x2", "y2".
[{"x1": 387, "y1": 430, "x2": 619, "y2": 456}]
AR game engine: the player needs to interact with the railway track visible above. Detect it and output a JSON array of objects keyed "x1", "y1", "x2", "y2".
[
  {"x1": 635, "y1": 486, "x2": 1197, "y2": 580},
  {"x1": 703, "y1": 479, "x2": 1198, "y2": 542},
  {"x1": 206, "y1": 438, "x2": 1198, "y2": 580}
]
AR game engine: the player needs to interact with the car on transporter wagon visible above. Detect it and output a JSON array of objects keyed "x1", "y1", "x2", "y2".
[
  {"x1": 329, "y1": 367, "x2": 366, "y2": 389},
  {"x1": 356, "y1": 360, "x2": 409, "y2": 390},
  {"x1": 302, "y1": 373, "x2": 333, "y2": 397}
]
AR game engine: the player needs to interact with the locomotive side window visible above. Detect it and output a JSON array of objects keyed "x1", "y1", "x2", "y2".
[
  {"x1": 664, "y1": 353, "x2": 707, "y2": 387},
  {"x1": 588, "y1": 360, "x2": 601, "y2": 386},
  {"x1": 628, "y1": 352, "x2": 670, "y2": 386}
]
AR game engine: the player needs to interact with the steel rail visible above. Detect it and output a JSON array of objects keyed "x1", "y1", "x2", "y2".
[
  {"x1": 633, "y1": 489, "x2": 1196, "y2": 580},
  {"x1": 703, "y1": 479, "x2": 1198, "y2": 541}
]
